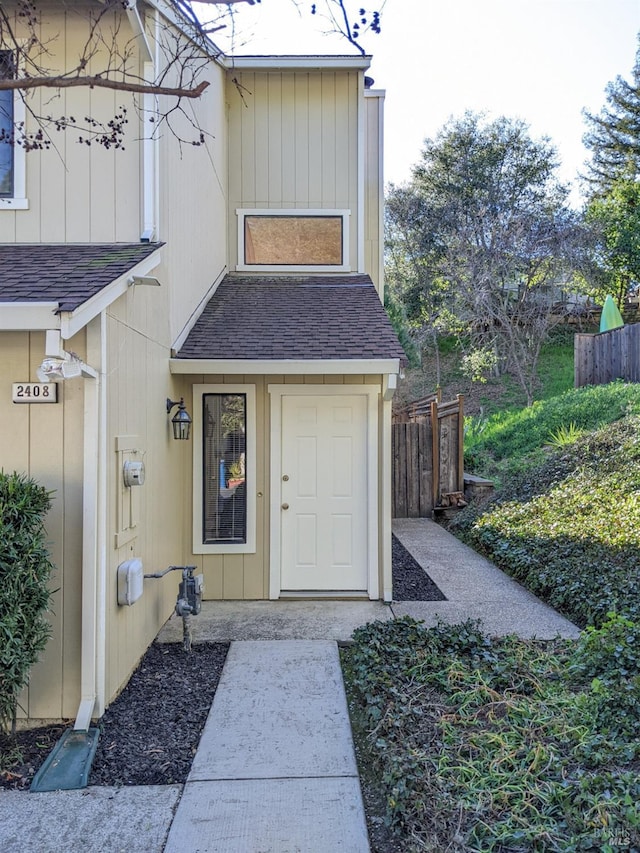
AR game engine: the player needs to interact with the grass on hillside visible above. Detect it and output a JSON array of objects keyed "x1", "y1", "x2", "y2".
[{"x1": 464, "y1": 381, "x2": 640, "y2": 482}]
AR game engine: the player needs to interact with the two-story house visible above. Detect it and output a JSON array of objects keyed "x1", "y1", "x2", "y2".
[{"x1": 0, "y1": 1, "x2": 404, "y2": 726}]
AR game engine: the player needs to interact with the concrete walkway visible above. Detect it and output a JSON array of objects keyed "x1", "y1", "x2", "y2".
[
  {"x1": 164, "y1": 641, "x2": 369, "y2": 853},
  {"x1": 1, "y1": 518, "x2": 580, "y2": 853}
]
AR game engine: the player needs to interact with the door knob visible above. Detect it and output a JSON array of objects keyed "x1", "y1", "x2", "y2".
[
  {"x1": 282, "y1": 474, "x2": 289, "y2": 482},
  {"x1": 281, "y1": 503, "x2": 289, "y2": 510}
]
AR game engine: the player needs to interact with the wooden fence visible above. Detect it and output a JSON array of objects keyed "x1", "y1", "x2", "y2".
[
  {"x1": 574, "y1": 323, "x2": 640, "y2": 388},
  {"x1": 392, "y1": 394, "x2": 464, "y2": 518}
]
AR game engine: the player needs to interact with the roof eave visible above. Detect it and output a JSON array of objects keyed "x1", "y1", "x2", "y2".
[
  {"x1": 220, "y1": 54, "x2": 372, "y2": 72},
  {"x1": 59, "y1": 248, "x2": 163, "y2": 339},
  {"x1": 169, "y1": 357, "x2": 401, "y2": 375},
  {"x1": 0, "y1": 247, "x2": 163, "y2": 338},
  {"x1": 0, "y1": 302, "x2": 60, "y2": 332}
]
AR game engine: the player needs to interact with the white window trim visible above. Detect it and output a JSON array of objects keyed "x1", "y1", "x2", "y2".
[
  {"x1": 236, "y1": 208, "x2": 351, "y2": 273},
  {"x1": 1, "y1": 67, "x2": 28, "y2": 210},
  {"x1": 192, "y1": 384, "x2": 257, "y2": 555}
]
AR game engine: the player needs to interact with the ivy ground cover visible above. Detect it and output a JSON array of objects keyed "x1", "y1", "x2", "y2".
[{"x1": 343, "y1": 617, "x2": 640, "y2": 852}]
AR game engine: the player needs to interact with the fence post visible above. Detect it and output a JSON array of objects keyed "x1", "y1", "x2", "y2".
[{"x1": 430, "y1": 399, "x2": 440, "y2": 509}]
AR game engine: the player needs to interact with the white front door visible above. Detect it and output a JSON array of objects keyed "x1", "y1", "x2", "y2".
[{"x1": 280, "y1": 394, "x2": 369, "y2": 592}]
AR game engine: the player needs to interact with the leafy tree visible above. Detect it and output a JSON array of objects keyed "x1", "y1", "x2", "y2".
[
  {"x1": 583, "y1": 35, "x2": 640, "y2": 194},
  {"x1": 585, "y1": 176, "x2": 640, "y2": 309},
  {"x1": 582, "y1": 37, "x2": 640, "y2": 309},
  {"x1": 386, "y1": 113, "x2": 582, "y2": 405}
]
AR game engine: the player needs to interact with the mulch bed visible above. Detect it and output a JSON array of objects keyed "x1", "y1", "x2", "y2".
[
  {"x1": 0, "y1": 538, "x2": 443, "y2": 792},
  {"x1": 0, "y1": 642, "x2": 228, "y2": 791},
  {"x1": 392, "y1": 534, "x2": 446, "y2": 602}
]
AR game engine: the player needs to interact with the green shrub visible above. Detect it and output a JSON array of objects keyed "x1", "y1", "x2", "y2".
[
  {"x1": 457, "y1": 415, "x2": 640, "y2": 628},
  {"x1": 0, "y1": 472, "x2": 55, "y2": 731}
]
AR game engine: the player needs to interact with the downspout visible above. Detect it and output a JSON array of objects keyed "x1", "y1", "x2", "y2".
[
  {"x1": 124, "y1": 1, "x2": 153, "y2": 63},
  {"x1": 141, "y1": 9, "x2": 160, "y2": 242}
]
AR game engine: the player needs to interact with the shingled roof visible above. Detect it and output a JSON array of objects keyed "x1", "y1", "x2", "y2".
[
  {"x1": 176, "y1": 274, "x2": 407, "y2": 363},
  {"x1": 0, "y1": 243, "x2": 162, "y2": 312}
]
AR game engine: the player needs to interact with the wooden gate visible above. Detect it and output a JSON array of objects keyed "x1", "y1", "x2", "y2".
[{"x1": 392, "y1": 394, "x2": 464, "y2": 518}]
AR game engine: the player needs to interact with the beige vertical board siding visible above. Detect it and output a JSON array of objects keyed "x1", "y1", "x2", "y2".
[
  {"x1": 89, "y1": 84, "x2": 118, "y2": 242},
  {"x1": 321, "y1": 73, "x2": 337, "y2": 203},
  {"x1": 1, "y1": 4, "x2": 141, "y2": 243},
  {"x1": 163, "y1": 59, "x2": 228, "y2": 345},
  {"x1": 364, "y1": 93, "x2": 384, "y2": 292},
  {"x1": 64, "y1": 11, "x2": 92, "y2": 241},
  {"x1": 39, "y1": 10, "x2": 67, "y2": 244},
  {"x1": 103, "y1": 294, "x2": 181, "y2": 706},
  {"x1": 267, "y1": 75, "x2": 283, "y2": 204},
  {"x1": 222, "y1": 554, "x2": 245, "y2": 599},
  {"x1": 307, "y1": 74, "x2": 324, "y2": 203},
  {"x1": 253, "y1": 74, "x2": 270, "y2": 204},
  {"x1": 281, "y1": 75, "x2": 297, "y2": 203},
  {"x1": 226, "y1": 68, "x2": 360, "y2": 265},
  {"x1": 0, "y1": 334, "x2": 30, "y2": 469},
  {"x1": 293, "y1": 74, "x2": 310, "y2": 204},
  {"x1": 240, "y1": 73, "x2": 257, "y2": 205},
  {"x1": 334, "y1": 73, "x2": 352, "y2": 207}
]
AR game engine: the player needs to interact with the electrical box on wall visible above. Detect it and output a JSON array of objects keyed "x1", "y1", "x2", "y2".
[
  {"x1": 123, "y1": 460, "x2": 145, "y2": 487},
  {"x1": 117, "y1": 558, "x2": 144, "y2": 606}
]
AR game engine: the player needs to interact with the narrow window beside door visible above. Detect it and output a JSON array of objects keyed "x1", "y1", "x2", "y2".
[{"x1": 202, "y1": 393, "x2": 247, "y2": 544}]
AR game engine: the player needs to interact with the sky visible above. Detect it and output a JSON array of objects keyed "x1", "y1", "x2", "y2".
[{"x1": 203, "y1": 0, "x2": 640, "y2": 203}]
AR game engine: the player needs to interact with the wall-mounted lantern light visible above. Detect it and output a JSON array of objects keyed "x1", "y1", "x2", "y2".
[{"x1": 166, "y1": 397, "x2": 192, "y2": 440}]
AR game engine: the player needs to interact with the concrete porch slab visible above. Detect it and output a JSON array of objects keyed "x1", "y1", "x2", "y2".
[{"x1": 156, "y1": 599, "x2": 393, "y2": 644}]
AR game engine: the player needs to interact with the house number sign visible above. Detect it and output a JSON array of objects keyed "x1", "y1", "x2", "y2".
[{"x1": 12, "y1": 383, "x2": 58, "y2": 403}]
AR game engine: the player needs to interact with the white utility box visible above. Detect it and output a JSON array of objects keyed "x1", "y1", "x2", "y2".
[{"x1": 117, "y1": 558, "x2": 144, "y2": 606}]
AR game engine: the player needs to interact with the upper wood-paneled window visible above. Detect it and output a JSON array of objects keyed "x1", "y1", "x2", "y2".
[{"x1": 237, "y1": 209, "x2": 350, "y2": 272}]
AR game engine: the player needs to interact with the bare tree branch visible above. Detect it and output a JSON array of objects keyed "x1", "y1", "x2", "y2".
[{"x1": 0, "y1": 74, "x2": 210, "y2": 98}]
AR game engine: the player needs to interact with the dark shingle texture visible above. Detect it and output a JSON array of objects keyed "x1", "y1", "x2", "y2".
[
  {"x1": 177, "y1": 274, "x2": 407, "y2": 362},
  {"x1": 0, "y1": 243, "x2": 162, "y2": 311}
]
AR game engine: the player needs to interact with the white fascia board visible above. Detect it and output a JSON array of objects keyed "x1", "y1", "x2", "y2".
[
  {"x1": 141, "y1": 0, "x2": 224, "y2": 64},
  {"x1": 221, "y1": 55, "x2": 372, "y2": 72},
  {"x1": 60, "y1": 250, "x2": 162, "y2": 341},
  {"x1": 171, "y1": 265, "x2": 228, "y2": 355},
  {"x1": 0, "y1": 303, "x2": 59, "y2": 331},
  {"x1": 170, "y1": 358, "x2": 400, "y2": 375}
]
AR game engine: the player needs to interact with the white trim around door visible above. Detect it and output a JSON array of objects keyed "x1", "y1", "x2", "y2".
[{"x1": 268, "y1": 384, "x2": 379, "y2": 600}]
